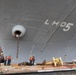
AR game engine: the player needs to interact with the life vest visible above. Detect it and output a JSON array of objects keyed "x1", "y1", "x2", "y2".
[
  {"x1": 30, "y1": 57, "x2": 33, "y2": 61},
  {"x1": 8, "y1": 56, "x2": 11, "y2": 60}
]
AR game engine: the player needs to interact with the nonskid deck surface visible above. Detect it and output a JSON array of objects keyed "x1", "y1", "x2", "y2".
[{"x1": 0, "y1": 64, "x2": 76, "y2": 74}]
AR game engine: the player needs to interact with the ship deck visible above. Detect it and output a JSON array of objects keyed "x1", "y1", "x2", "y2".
[{"x1": 0, "y1": 64, "x2": 76, "y2": 75}]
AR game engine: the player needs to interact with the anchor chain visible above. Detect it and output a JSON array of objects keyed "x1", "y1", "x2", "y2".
[{"x1": 16, "y1": 36, "x2": 20, "y2": 59}]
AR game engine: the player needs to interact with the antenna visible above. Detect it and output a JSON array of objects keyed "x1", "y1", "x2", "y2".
[{"x1": 16, "y1": 35, "x2": 20, "y2": 59}]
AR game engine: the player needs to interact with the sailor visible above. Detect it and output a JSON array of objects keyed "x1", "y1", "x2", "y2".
[
  {"x1": 29, "y1": 55, "x2": 35, "y2": 65},
  {"x1": 32, "y1": 55, "x2": 35, "y2": 65},
  {"x1": 1, "y1": 53, "x2": 4, "y2": 63},
  {"x1": 7, "y1": 55, "x2": 12, "y2": 66},
  {"x1": 29, "y1": 56, "x2": 33, "y2": 65},
  {"x1": 0, "y1": 47, "x2": 4, "y2": 66},
  {"x1": 4, "y1": 56, "x2": 7, "y2": 66}
]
